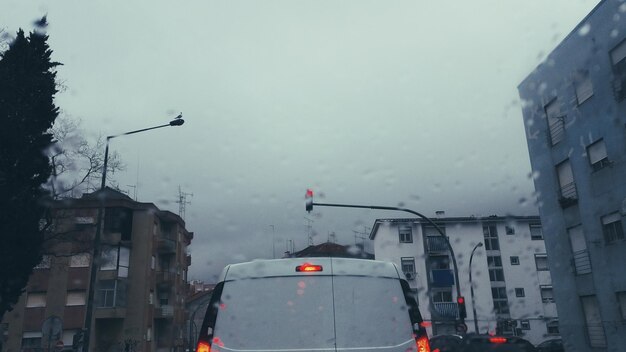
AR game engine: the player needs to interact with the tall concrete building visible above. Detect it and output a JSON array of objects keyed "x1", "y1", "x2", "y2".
[
  {"x1": 518, "y1": 0, "x2": 626, "y2": 349},
  {"x1": 369, "y1": 215, "x2": 556, "y2": 345},
  {"x1": 1, "y1": 188, "x2": 193, "y2": 352}
]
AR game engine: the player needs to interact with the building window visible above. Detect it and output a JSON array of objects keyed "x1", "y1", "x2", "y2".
[
  {"x1": 487, "y1": 256, "x2": 503, "y2": 268},
  {"x1": 398, "y1": 225, "x2": 413, "y2": 243},
  {"x1": 610, "y1": 38, "x2": 626, "y2": 101},
  {"x1": 535, "y1": 254, "x2": 549, "y2": 271},
  {"x1": 574, "y1": 70, "x2": 593, "y2": 104},
  {"x1": 100, "y1": 245, "x2": 131, "y2": 277},
  {"x1": 505, "y1": 226, "x2": 515, "y2": 235},
  {"x1": 66, "y1": 291, "x2": 86, "y2": 306},
  {"x1": 510, "y1": 256, "x2": 520, "y2": 265},
  {"x1": 546, "y1": 320, "x2": 559, "y2": 335},
  {"x1": 529, "y1": 223, "x2": 543, "y2": 240},
  {"x1": 515, "y1": 288, "x2": 525, "y2": 297},
  {"x1": 34, "y1": 255, "x2": 51, "y2": 270},
  {"x1": 432, "y1": 290, "x2": 452, "y2": 303},
  {"x1": 97, "y1": 280, "x2": 117, "y2": 308},
  {"x1": 540, "y1": 285, "x2": 554, "y2": 303},
  {"x1": 21, "y1": 332, "x2": 43, "y2": 349},
  {"x1": 602, "y1": 212, "x2": 624, "y2": 243},
  {"x1": 617, "y1": 291, "x2": 626, "y2": 320},
  {"x1": 70, "y1": 253, "x2": 90, "y2": 267},
  {"x1": 556, "y1": 160, "x2": 577, "y2": 206},
  {"x1": 104, "y1": 207, "x2": 133, "y2": 241},
  {"x1": 483, "y1": 224, "x2": 500, "y2": 250},
  {"x1": 493, "y1": 300, "x2": 510, "y2": 315},
  {"x1": 545, "y1": 99, "x2": 565, "y2": 145},
  {"x1": 520, "y1": 320, "x2": 531, "y2": 330},
  {"x1": 401, "y1": 257, "x2": 416, "y2": 279},
  {"x1": 489, "y1": 269, "x2": 505, "y2": 282},
  {"x1": 587, "y1": 139, "x2": 610, "y2": 171},
  {"x1": 26, "y1": 293, "x2": 46, "y2": 308}
]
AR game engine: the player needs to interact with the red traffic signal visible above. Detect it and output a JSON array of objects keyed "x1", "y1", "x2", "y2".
[
  {"x1": 305, "y1": 189, "x2": 314, "y2": 212},
  {"x1": 457, "y1": 296, "x2": 467, "y2": 320}
]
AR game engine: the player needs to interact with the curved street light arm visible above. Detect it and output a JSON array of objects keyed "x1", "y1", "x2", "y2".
[{"x1": 311, "y1": 202, "x2": 463, "y2": 322}]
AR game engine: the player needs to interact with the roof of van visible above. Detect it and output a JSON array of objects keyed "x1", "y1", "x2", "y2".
[{"x1": 219, "y1": 257, "x2": 401, "y2": 282}]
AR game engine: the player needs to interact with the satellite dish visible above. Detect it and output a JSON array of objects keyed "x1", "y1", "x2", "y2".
[{"x1": 42, "y1": 315, "x2": 63, "y2": 338}]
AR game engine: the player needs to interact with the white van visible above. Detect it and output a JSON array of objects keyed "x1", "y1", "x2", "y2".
[{"x1": 196, "y1": 257, "x2": 430, "y2": 352}]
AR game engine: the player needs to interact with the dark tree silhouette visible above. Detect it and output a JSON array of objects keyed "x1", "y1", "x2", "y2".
[{"x1": 0, "y1": 28, "x2": 60, "y2": 321}]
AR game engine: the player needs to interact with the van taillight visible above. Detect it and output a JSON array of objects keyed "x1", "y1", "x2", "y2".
[
  {"x1": 489, "y1": 337, "x2": 507, "y2": 344},
  {"x1": 416, "y1": 335, "x2": 430, "y2": 352},
  {"x1": 197, "y1": 340, "x2": 211, "y2": 352},
  {"x1": 296, "y1": 263, "x2": 323, "y2": 272}
]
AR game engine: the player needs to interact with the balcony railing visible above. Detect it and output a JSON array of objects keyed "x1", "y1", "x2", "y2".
[
  {"x1": 156, "y1": 270, "x2": 176, "y2": 286},
  {"x1": 157, "y1": 237, "x2": 176, "y2": 253},
  {"x1": 432, "y1": 302, "x2": 459, "y2": 320},
  {"x1": 155, "y1": 305, "x2": 174, "y2": 318},
  {"x1": 426, "y1": 236, "x2": 448, "y2": 253},
  {"x1": 586, "y1": 324, "x2": 607, "y2": 348},
  {"x1": 559, "y1": 182, "x2": 578, "y2": 207},
  {"x1": 572, "y1": 249, "x2": 592, "y2": 275}
]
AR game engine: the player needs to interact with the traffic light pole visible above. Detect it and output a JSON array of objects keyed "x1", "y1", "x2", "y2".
[{"x1": 308, "y1": 200, "x2": 465, "y2": 328}]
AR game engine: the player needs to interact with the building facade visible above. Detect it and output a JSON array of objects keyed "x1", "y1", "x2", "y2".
[
  {"x1": 1, "y1": 188, "x2": 193, "y2": 352},
  {"x1": 518, "y1": 0, "x2": 626, "y2": 349},
  {"x1": 369, "y1": 216, "x2": 557, "y2": 344}
]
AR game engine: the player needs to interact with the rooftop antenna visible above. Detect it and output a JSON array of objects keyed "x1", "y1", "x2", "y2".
[
  {"x1": 304, "y1": 216, "x2": 314, "y2": 245},
  {"x1": 175, "y1": 185, "x2": 193, "y2": 220}
]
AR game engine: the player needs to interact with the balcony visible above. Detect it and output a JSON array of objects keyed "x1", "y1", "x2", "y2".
[
  {"x1": 156, "y1": 270, "x2": 177, "y2": 287},
  {"x1": 558, "y1": 182, "x2": 578, "y2": 208},
  {"x1": 155, "y1": 305, "x2": 174, "y2": 319},
  {"x1": 157, "y1": 237, "x2": 176, "y2": 254},
  {"x1": 572, "y1": 249, "x2": 592, "y2": 275},
  {"x1": 426, "y1": 236, "x2": 448, "y2": 253},
  {"x1": 432, "y1": 302, "x2": 458, "y2": 320}
]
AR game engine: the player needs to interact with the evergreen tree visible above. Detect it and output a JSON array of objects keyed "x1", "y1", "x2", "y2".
[{"x1": 0, "y1": 29, "x2": 60, "y2": 321}]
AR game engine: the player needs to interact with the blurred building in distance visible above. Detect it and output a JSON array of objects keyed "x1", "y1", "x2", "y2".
[
  {"x1": 370, "y1": 215, "x2": 556, "y2": 345},
  {"x1": 0, "y1": 188, "x2": 193, "y2": 352},
  {"x1": 519, "y1": 0, "x2": 626, "y2": 349}
]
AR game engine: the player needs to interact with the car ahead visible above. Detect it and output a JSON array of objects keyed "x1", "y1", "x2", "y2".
[
  {"x1": 429, "y1": 334, "x2": 463, "y2": 352},
  {"x1": 536, "y1": 338, "x2": 564, "y2": 352},
  {"x1": 196, "y1": 257, "x2": 430, "y2": 352},
  {"x1": 461, "y1": 334, "x2": 537, "y2": 352}
]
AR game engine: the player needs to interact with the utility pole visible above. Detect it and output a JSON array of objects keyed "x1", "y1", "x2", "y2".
[{"x1": 304, "y1": 216, "x2": 314, "y2": 245}]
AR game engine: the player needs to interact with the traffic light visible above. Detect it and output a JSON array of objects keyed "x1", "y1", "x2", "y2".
[
  {"x1": 457, "y1": 296, "x2": 467, "y2": 320},
  {"x1": 305, "y1": 189, "x2": 313, "y2": 212}
]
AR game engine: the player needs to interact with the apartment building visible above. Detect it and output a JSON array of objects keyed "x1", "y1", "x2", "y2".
[
  {"x1": 369, "y1": 216, "x2": 557, "y2": 345},
  {"x1": 0, "y1": 188, "x2": 193, "y2": 352},
  {"x1": 518, "y1": 0, "x2": 626, "y2": 349}
]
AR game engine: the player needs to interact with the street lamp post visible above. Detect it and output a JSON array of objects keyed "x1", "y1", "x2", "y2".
[
  {"x1": 469, "y1": 242, "x2": 483, "y2": 334},
  {"x1": 82, "y1": 115, "x2": 185, "y2": 352},
  {"x1": 306, "y1": 198, "x2": 465, "y2": 329}
]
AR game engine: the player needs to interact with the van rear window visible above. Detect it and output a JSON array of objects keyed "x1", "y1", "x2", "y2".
[
  {"x1": 212, "y1": 276, "x2": 414, "y2": 351},
  {"x1": 213, "y1": 276, "x2": 335, "y2": 351}
]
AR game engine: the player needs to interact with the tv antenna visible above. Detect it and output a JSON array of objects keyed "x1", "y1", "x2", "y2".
[{"x1": 176, "y1": 186, "x2": 193, "y2": 220}]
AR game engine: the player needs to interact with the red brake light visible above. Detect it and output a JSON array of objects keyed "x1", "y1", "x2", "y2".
[
  {"x1": 197, "y1": 341, "x2": 211, "y2": 352},
  {"x1": 416, "y1": 335, "x2": 431, "y2": 352},
  {"x1": 296, "y1": 263, "x2": 323, "y2": 272},
  {"x1": 489, "y1": 337, "x2": 507, "y2": 344}
]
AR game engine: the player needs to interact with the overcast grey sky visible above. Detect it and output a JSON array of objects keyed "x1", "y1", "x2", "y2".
[{"x1": 3, "y1": 0, "x2": 600, "y2": 282}]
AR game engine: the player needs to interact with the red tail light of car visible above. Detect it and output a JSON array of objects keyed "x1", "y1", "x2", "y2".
[
  {"x1": 196, "y1": 340, "x2": 211, "y2": 352},
  {"x1": 489, "y1": 337, "x2": 507, "y2": 344},
  {"x1": 416, "y1": 335, "x2": 431, "y2": 352}
]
